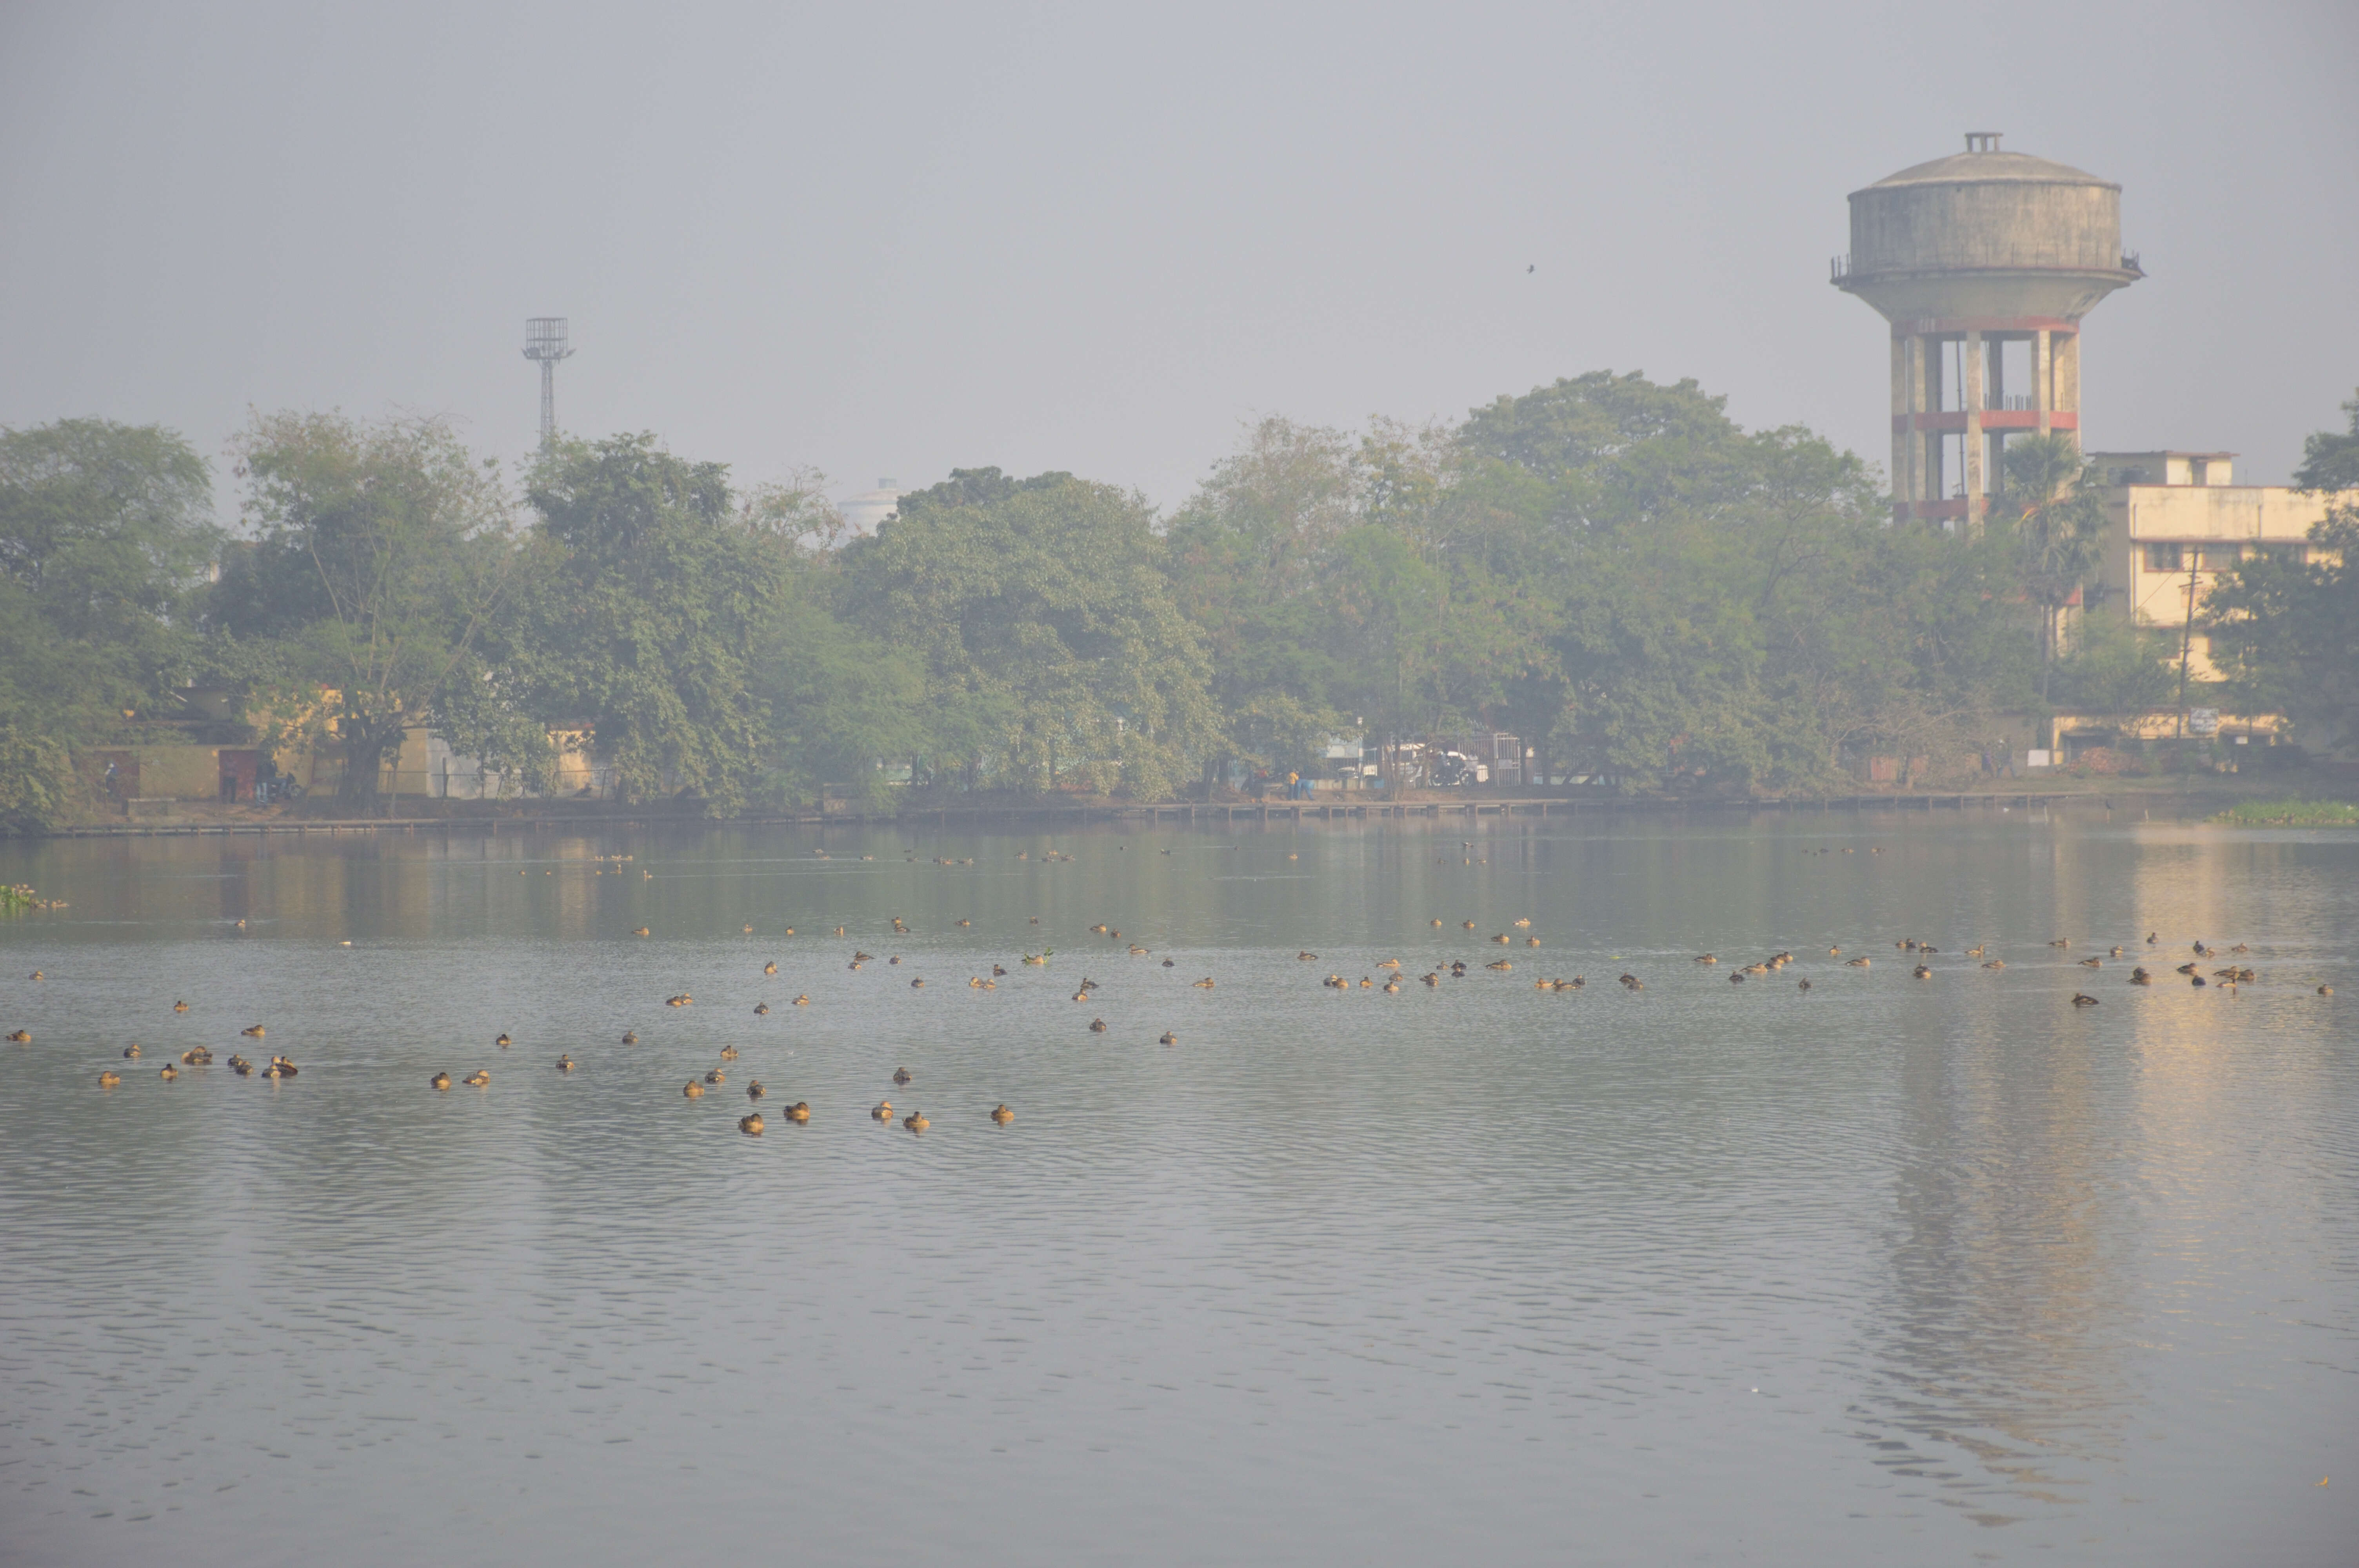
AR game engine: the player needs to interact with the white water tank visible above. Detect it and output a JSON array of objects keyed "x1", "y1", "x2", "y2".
[{"x1": 837, "y1": 477, "x2": 904, "y2": 537}]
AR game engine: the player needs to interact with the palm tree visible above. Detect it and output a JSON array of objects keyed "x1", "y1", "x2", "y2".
[{"x1": 2003, "y1": 434, "x2": 2109, "y2": 699}]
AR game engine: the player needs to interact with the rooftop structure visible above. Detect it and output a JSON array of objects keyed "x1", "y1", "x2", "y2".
[{"x1": 1835, "y1": 133, "x2": 2141, "y2": 524}]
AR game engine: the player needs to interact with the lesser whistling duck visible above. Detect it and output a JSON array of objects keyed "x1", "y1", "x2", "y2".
[
  {"x1": 991, "y1": 1104, "x2": 1013, "y2": 1123},
  {"x1": 872, "y1": 1101, "x2": 892, "y2": 1120},
  {"x1": 432, "y1": 1072, "x2": 452, "y2": 1090},
  {"x1": 739, "y1": 1112, "x2": 765, "y2": 1135},
  {"x1": 683, "y1": 1081, "x2": 704, "y2": 1098},
  {"x1": 160, "y1": 1063, "x2": 179, "y2": 1080},
  {"x1": 98, "y1": 1070, "x2": 120, "y2": 1087},
  {"x1": 1159, "y1": 1031, "x2": 1177, "y2": 1045},
  {"x1": 557, "y1": 1054, "x2": 575, "y2": 1071},
  {"x1": 746, "y1": 1081, "x2": 764, "y2": 1100}
]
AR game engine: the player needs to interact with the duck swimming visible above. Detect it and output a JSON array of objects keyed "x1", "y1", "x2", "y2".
[
  {"x1": 893, "y1": 1067, "x2": 913, "y2": 1085},
  {"x1": 746, "y1": 1080, "x2": 764, "y2": 1100},
  {"x1": 432, "y1": 1071, "x2": 452, "y2": 1090},
  {"x1": 704, "y1": 1068, "x2": 726, "y2": 1084},
  {"x1": 463, "y1": 1069, "x2": 489, "y2": 1087},
  {"x1": 719, "y1": 1045, "x2": 738, "y2": 1060},
  {"x1": 98, "y1": 1069, "x2": 120, "y2": 1087},
  {"x1": 739, "y1": 1112, "x2": 765, "y2": 1135},
  {"x1": 903, "y1": 1111, "x2": 929, "y2": 1132},
  {"x1": 496, "y1": 1033, "x2": 512, "y2": 1047},
  {"x1": 1159, "y1": 1031, "x2": 1177, "y2": 1045},
  {"x1": 123, "y1": 1044, "x2": 141, "y2": 1059},
  {"x1": 794, "y1": 994, "x2": 810, "y2": 1006},
  {"x1": 622, "y1": 1031, "x2": 639, "y2": 1044},
  {"x1": 557, "y1": 1054, "x2": 575, "y2": 1071},
  {"x1": 683, "y1": 1081, "x2": 704, "y2": 1098},
  {"x1": 991, "y1": 1104, "x2": 1014, "y2": 1124},
  {"x1": 764, "y1": 962, "x2": 778, "y2": 975},
  {"x1": 241, "y1": 1024, "x2": 265, "y2": 1038},
  {"x1": 160, "y1": 1063, "x2": 179, "y2": 1080},
  {"x1": 787, "y1": 1101, "x2": 811, "y2": 1122},
  {"x1": 872, "y1": 1100, "x2": 892, "y2": 1120},
  {"x1": 754, "y1": 1002, "x2": 770, "y2": 1014},
  {"x1": 2072, "y1": 994, "x2": 2099, "y2": 1007},
  {"x1": 173, "y1": 1000, "x2": 189, "y2": 1012}
]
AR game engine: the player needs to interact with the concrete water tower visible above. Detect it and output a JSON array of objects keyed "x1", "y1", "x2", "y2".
[{"x1": 1833, "y1": 133, "x2": 2141, "y2": 525}]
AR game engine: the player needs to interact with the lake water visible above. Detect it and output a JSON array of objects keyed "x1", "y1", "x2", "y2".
[{"x1": 1, "y1": 812, "x2": 2353, "y2": 1567}]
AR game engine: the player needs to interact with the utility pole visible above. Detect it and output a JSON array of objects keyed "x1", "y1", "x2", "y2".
[{"x1": 2174, "y1": 555, "x2": 2201, "y2": 739}]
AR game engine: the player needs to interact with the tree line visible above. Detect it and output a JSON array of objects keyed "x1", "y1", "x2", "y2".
[{"x1": 3, "y1": 373, "x2": 2352, "y2": 828}]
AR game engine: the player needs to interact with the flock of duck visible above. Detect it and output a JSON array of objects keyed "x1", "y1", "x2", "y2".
[{"x1": 23, "y1": 868, "x2": 2332, "y2": 1124}]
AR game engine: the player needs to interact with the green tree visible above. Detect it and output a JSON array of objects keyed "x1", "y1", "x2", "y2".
[
  {"x1": 0, "y1": 419, "x2": 216, "y2": 722},
  {"x1": 2001, "y1": 433, "x2": 2108, "y2": 697},
  {"x1": 507, "y1": 434, "x2": 807, "y2": 812},
  {"x1": 841, "y1": 469, "x2": 1218, "y2": 798},
  {"x1": 218, "y1": 412, "x2": 518, "y2": 810}
]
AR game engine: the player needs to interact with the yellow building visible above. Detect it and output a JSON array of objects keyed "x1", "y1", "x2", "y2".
[{"x1": 2087, "y1": 450, "x2": 2346, "y2": 681}]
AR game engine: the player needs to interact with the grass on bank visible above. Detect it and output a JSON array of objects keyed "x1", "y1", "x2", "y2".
[{"x1": 2216, "y1": 799, "x2": 2359, "y2": 827}]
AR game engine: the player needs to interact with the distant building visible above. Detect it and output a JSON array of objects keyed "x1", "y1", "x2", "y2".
[
  {"x1": 2086, "y1": 452, "x2": 2344, "y2": 681},
  {"x1": 836, "y1": 477, "x2": 904, "y2": 537}
]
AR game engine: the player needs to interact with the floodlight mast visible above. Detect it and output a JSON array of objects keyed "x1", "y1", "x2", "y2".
[{"x1": 522, "y1": 318, "x2": 574, "y2": 452}]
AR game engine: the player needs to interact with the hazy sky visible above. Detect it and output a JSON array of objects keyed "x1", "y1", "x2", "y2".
[{"x1": 5, "y1": 1, "x2": 2354, "y2": 516}]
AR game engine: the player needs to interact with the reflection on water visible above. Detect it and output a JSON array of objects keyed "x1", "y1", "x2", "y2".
[{"x1": 1, "y1": 816, "x2": 2353, "y2": 1567}]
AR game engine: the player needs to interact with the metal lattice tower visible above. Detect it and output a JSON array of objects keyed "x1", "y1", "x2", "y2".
[{"x1": 522, "y1": 318, "x2": 574, "y2": 452}]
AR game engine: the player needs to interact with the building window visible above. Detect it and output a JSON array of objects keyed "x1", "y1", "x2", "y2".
[
  {"x1": 2143, "y1": 543, "x2": 2183, "y2": 572},
  {"x1": 2263, "y1": 544, "x2": 2308, "y2": 567},
  {"x1": 2195, "y1": 544, "x2": 2245, "y2": 572}
]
